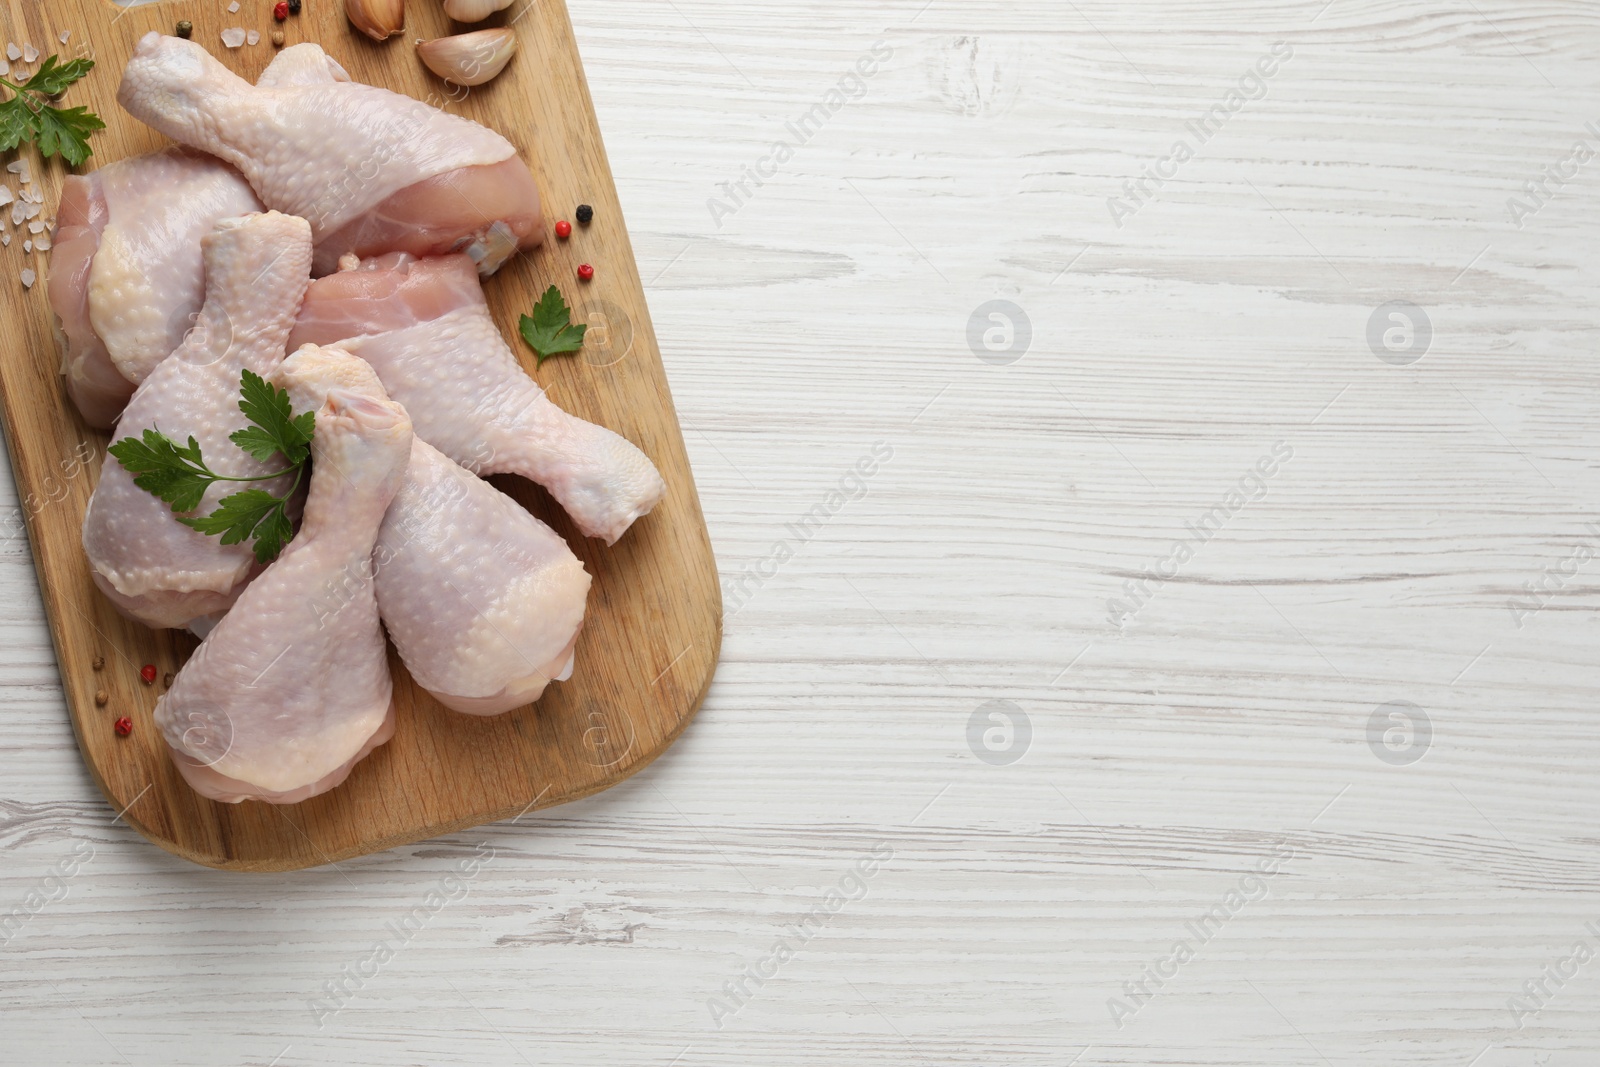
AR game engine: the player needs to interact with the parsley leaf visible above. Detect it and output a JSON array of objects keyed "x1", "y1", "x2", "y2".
[
  {"x1": 0, "y1": 55, "x2": 104, "y2": 166},
  {"x1": 24, "y1": 56, "x2": 95, "y2": 97},
  {"x1": 108, "y1": 373, "x2": 317, "y2": 564},
  {"x1": 232, "y1": 368, "x2": 314, "y2": 465},
  {"x1": 32, "y1": 104, "x2": 104, "y2": 167},
  {"x1": 519, "y1": 285, "x2": 587, "y2": 367},
  {"x1": 106, "y1": 428, "x2": 216, "y2": 514},
  {"x1": 179, "y1": 489, "x2": 297, "y2": 565}
]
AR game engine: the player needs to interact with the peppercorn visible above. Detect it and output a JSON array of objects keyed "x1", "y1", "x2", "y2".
[
  {"x1": 114, "y1": 717, "x2": 132, "y2": 737},
  {"x1": 176, "y1": 20, "x2": 193, "y2": 39},
  {"x1": 92, "y1": 655, "x2": 105, "y2": 671},
  {"x1": 554, "y1": 220, "x2": 572, "y2": 239},
  {"x1": 140, "y1": 663, "x2": 157, "y2": 685},
  {"x1": 272, "y1": 29, "x2": 286, "y2": 47},
  {"x1": 274, "y1": 1, "x2": 289, "y2": 19},
  {"x1": 289, "y1": 0, "x2": 303, "y2": 13},
  {"x1": 577, "y1": 264, "x2": 594, "y2": 282},
  {"x1": 163, "y1": 672, "x2": 174, "y2": 689},
  {"x1": 575, "y1": 204, "x2": 594, "y2": 225},
  {"x1": 94, "y1": 690, "x2": 108, "y2": 708}
]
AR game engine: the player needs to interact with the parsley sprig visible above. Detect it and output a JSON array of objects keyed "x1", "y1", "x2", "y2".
[
  {"x1": 108, "y1": 371, "x2": 316, "y2": 564},
  {"x1": 519, "y1": 285, "x2": 587, "y2": 367},
  {"x1": 0, "y1": 56, "x2": 105, "y2": 167}
]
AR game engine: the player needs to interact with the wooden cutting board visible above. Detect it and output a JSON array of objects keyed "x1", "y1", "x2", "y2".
[{"x1": 0, "y1": 0, "x2": 720, "y2": 870}]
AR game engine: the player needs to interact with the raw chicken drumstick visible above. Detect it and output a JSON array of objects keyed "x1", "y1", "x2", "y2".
[
  {"x1": 279, "y1": 346, "x2": 593, "y2": 715},
  {"x1": 290, "y1": 254, "x2": 666, "y2": 544},
  {"x1": 117, "y1": 33, "x2": 542, "y2": 276},
  {"x1": 154, "y1": 384, "x2": 413, "y2": 804},
  {"x1": 50, "y1": 147, "x2": 262, "y2": 428},
  {"x1": 81, "y1": 212, "x2": 313, "y2": 630}
]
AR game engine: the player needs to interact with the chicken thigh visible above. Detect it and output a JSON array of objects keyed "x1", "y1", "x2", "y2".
[
  {"x1": 50, "y1": 147, "x2": 262, "y2": 428},
  {"x1": 154, "y1": 384, "x2": 413, "y2": 804},
  {"x1": 118, "y1": 33, "x2": 541, "y2": 276},
  {"x1": 82, "y1": 212, "x2": 313, "y2": 629},
  {"x1": 279, "y1": 347, "x2": 592, "y2": 715},
  {"x1": 290, "y1": 254, "x2": 666, "y2": 544}
]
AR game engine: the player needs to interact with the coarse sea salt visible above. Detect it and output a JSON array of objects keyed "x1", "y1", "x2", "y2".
[
  {"x1": 247, "y1": 30, "x2": 261, "y2": 46},
  {"x1": 0, "y1": 188, "x2": 13, "y2": 209},
  {"x1": 228, "y1": 0, "x2": 240, "y2": 11},
  {"x1": 20, "y1": 268, "x2": 35, "y2": 289},
  {"x1": 28, "y1": 220, "x2": 42, "y2": 234},
  {"x1": 2, "y1": 234, "x2": 11, "y2": 247},
  {"x1": 22, "y1": 44, "x2": 37, "y2": 64},
  {"x1": 5, "y1": 44, "x2": 18, "y2": 62},
  {"x1": 58, "y1": 31, "x2": 70, "y2": 45},
  {"x1": 23, "y1": 240, "x2": 30, "y2": 253},
  {"x1": 35, "y1": 234, "x2": 49, "y2": 251},
  {"x1": 7, "y1": 159, "x2": 30, "y2": 183},
  {"x1": 221, "y1": 27, "x2": 247, "y2": 48}
]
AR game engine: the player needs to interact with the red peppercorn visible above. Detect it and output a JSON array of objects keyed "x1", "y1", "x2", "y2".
[
  {"x1": 274, "y1": 1, "x2": 289, "y2": 19},
  {"x1": 114, "y1": 717, "x2": 133, "y2": 737},
  {"x1": 140, "y1": 664, "x2": 157, "y2": 685},
  {"x1": 554, "y1": 220, "x2": 572, "y2": 239},
  {"x1": 577, "y1": 264, "x2": 594, "y2": 282}
]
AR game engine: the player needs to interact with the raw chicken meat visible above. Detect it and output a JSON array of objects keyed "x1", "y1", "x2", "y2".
[
  {"x1": 81, "y1": 212, "x2": 313, "y2": 629},
  {"x1": 279, "y1": 346, "x2": 592, "y2": 714},
  {"x1": 118, "y1": 33, "x2": 542, "y2": 276},
  {"x1": 290, "y1": 254, "x2": 666, "y2": 544},
  {"x1": 154, "y1": 383, "x2": 413, "y2": 803},
  {"x1": 256, "y1": 42, "x2": 351, "y2": 88},
  {"x1": 49, "y1": 147, "x2": 262, "y2": 428}
]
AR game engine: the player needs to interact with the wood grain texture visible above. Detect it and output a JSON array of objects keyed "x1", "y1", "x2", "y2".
[
  {"x1": 3, "y1": 0, "x2": 1600, "y2": 1063},
  {"x1": 0, "y1": 0, "x2": 720, "y2": 870}
]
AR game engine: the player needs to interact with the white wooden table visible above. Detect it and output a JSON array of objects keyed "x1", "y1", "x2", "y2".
[{"x1": 4, "y1": 1, "x2": 1598, "y2": 1063}]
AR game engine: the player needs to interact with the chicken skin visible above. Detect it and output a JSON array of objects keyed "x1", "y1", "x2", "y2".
[
  {"x1": 117, "y1": 33, "x2": 541, "y2": 276},
  {"x1": 290, "y1": 254, "x2": 665, "y2": 544},
  {"x1": 279, "y1": 347, "x2": 592, "y2": 715},
  {"x1": 50, "y1": 147, "x2": 262, "y2": 428},
  {"x1": 154, "y1": 381, "x2": 413, "y2": 804},
  {"x1": 81, "y1": 212, "x2": 313, "y2": 629}
]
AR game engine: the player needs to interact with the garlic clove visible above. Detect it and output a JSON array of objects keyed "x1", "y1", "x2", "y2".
[
  {"x1": 347, "y1": 0, "x2": 406, "y2": 41},
  {"x1": 441, "y1": 0, "x2": 514, "y2": 22},
  {"x1": 417, "y1": 28, "x2": 517, "y2": 87}
]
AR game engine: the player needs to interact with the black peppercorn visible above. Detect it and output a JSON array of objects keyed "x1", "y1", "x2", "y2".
[
  {"x1": 289, "y1": 0, "x2": 303, "y2": 12},
  {"x1": 176, "y1": 20, "x2": 193, "y2": 39},
  {"x1": 575, "y1": 204, "x2": 594, "y2": 225}
]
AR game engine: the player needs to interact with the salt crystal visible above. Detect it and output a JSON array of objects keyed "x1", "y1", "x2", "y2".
[
  {"x1": 0, "y1": 60, "x2": 11, "y2": 78},
  {"x1": 28, "y1": 220, "x2": 42, "y2": 234},
  {"x1": 20, "y1": 268, "x2": 35, "y2": 289},
  {"x1": 228, "y1": 0, "x2": 240, "y2": 10},
  {"x1": 221, "y1": 27, "x2": 247, "y2": 49},
  {"x1": 58, "y1": 31, "x2": 70, "y2": 45},
  {"x1": 10, "y1": 202, "x2": 23, "y2": 227},
  {"x1": 22, "y1": 202, "x2": 40, "y2": 221},
  {"x1": 6, "y1": 44, "x2": 18, "y2": 62},
  {"x1": 23, "y1": 240, "x2": 31, "y2": 253},
  {"x1": 35, "y1": 234, "x2": 49, "y2": 251},
  {"x1": 3, "y1": 234, "x2": 12, "y2": 247},
  {"x1": 23, "y1": 45, "x2": 37, "y2": 64},
  {"x1": 7, "y1": 159, "x2": 29, "y2": 183},
  {"x1": 0, "y1": 188, "x2": 13, "y2": 209},
  {"x1": 247, "y1": 30, "x2": 261, "y2": 46}
]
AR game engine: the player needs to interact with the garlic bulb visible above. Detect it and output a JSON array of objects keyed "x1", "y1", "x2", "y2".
[
  {"x1": 346, "y1": 0, "x2": 406, "y2": 40},
  {"x1": 442, "y1": 0, "x2": 514, "y2": 22},
  {"x1": 417, "y1": 28, "x2": 517, "y2": 86}
]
